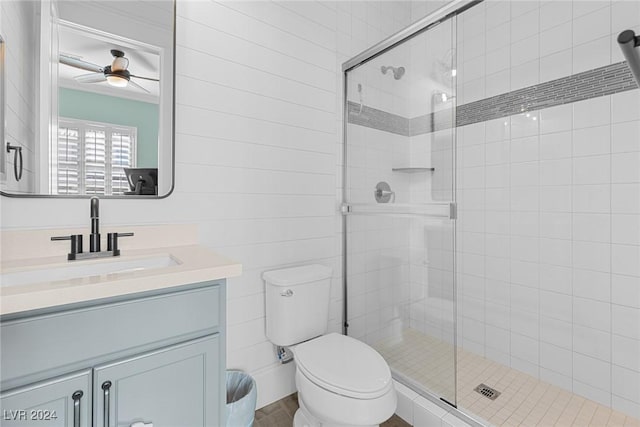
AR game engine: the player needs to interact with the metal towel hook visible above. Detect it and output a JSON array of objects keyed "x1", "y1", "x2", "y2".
[{"x1": 6, "y1": 142, "x2": 23, "y2": 182}]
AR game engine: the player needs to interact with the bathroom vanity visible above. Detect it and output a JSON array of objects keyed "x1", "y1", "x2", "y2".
[{"x1": 0, "y1": 226, "x2": 242, "y2": 427}]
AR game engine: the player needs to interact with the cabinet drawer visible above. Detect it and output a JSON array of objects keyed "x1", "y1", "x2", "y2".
[{"x1": 1, "y1": 283, "x2": 221, "y2": 388}]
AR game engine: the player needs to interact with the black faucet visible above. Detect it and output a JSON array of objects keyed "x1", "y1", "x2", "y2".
[
  {"x1": 51, "y1": 197, "x2": 134, "y2": 261},
  {"x1": 90, "y1": 196, "x2": 101, "y2": 252}
]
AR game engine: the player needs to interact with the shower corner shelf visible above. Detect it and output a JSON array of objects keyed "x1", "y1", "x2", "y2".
[{"x1": 392, "y1": 167, "x2": 435, "y2": 173}]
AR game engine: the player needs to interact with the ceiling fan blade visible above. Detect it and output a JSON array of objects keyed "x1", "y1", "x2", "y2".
[
  {"x1": 60, "y1": 54, "x2": 104, "y2": 73},
  {"x1": 127, "y1": 79, "x2": 150, "y2": 94},
  {"x1": 75, "y1": 73, "x2": 107, "y2": 83},
  {"x1": 130, "y1": 74, "x2": 160, "y2": 82},
  {"x1": 127, "y1": 49, "x2": 157, "y2": 70}
]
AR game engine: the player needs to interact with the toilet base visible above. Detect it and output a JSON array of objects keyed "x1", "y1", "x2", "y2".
[
  {"x1": 293, "y1": 397, "x2": 379, "y2": 427},
  {"x1": 293, "y1": 407, "x2": 316, "y2": 427}
]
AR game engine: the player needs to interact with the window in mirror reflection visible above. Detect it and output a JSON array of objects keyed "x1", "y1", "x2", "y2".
[{"x1": 55, "y1": 119, "x2": 137, "y2": 195}]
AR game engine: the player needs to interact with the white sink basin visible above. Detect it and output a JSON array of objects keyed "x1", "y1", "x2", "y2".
[{"x1": 0, "y1": 255, "x2": 179, "y2": 288}]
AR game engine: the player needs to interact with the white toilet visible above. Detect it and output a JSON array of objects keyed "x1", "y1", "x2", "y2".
[{"x1": 263, "y1": 264, "x2": 397, "y2": 427}]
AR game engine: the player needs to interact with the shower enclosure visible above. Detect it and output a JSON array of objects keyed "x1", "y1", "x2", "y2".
[
  {"x1": 342, "y1": 0, "x2": 463, "y2": 409},
  {"x1": 343, "y1": 0, "x2": 640, "y2": 425}
]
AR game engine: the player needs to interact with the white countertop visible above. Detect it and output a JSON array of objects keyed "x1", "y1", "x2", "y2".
[{"x1": 0, "y1": 225, "x2": 242, "y2": 316}]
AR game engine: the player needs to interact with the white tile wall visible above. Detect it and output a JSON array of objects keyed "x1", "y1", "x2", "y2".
[
  {"x1": 457, "y1": 76, "x2": 640, "y2": 420},
  {"x1": 0, "y1": 0, "x2": 416, "y2": 410},
  {"x1": 455, "y1": 0, "x2": 640, "y2": 419},
  {"x1": 457, "y1": 0, "x2": 640, "y2": 104}
]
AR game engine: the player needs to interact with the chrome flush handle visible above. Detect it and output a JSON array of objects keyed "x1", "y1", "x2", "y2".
[{"x1": 280, "y1": 289, "x2": 293, "y2": 297}]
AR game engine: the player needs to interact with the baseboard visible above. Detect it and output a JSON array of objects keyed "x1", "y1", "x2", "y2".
[{"x1": 253, "y1": 362, "x2": 296, "y2": 409}]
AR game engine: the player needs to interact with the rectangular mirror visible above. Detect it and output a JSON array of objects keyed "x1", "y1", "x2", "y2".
[{"x1": 0, "y1": 0, "x2": 174, "y2": 198}]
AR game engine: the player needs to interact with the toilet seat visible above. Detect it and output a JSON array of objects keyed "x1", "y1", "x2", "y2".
[{"x1": 294, "y1": 333, "x2": 392, "y2": 399}]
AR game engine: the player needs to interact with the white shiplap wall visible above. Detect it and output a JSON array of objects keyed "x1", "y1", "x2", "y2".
[
  {"x1": 0, "y1": 0, "x2": 418, "y2": 408},
  {"x1": 0, "y1": 0, "x2": 37, "y2": 193}
]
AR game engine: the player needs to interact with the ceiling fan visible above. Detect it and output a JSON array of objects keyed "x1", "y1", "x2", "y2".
[{"x1": 59, "y1": 49, "x2": 159, "y2": 93}]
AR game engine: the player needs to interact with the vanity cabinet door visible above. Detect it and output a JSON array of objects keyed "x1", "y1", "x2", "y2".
[
  {"x1": 93, "y1": 334, "x2": 222, "y2": 427},
  {"x1": 0, "y1": 370, "x2": 91, "y2": 427}
]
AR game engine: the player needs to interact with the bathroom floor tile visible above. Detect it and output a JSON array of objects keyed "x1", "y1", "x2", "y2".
[
  {"x1": 254, "y1": 392, "x2": 410, "y2": 427},
  {"x1": 254, "y1": 393, "x2": 298, "y2": 427}
]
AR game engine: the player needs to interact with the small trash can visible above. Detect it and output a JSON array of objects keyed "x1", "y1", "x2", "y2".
[{"x1": 226, "y1": 370, "x2": 257, "y2": 427}]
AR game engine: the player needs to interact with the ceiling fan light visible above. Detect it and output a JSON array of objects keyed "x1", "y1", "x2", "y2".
[
  {"x1": 106, "y1": 75, "x2": 128, "y2": 88},
  {"x1": 112, "y1": 56, "x2": 128, "y2": 71}
]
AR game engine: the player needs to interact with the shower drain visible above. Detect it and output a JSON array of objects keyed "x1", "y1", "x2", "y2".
[{"x1": 474, "y1": 383, "x2": 501, "y2": 400}]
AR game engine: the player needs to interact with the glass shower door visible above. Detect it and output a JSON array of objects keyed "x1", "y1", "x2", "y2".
[{"x1": 343, "y1": 18, "x2": 457, "y2": 406}]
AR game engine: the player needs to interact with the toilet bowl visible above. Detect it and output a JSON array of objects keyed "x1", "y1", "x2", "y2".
[
  {"x1": 292, "y1": 333, "x2": 396, "y2": 427},
  {"x1": 263, "y1": 265, "x2": 397, "y2": 427}
]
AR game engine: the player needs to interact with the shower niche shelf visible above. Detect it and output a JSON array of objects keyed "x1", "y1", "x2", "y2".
[{"x1": 392, "y1": 167, "x2": 435, "y2": 173}]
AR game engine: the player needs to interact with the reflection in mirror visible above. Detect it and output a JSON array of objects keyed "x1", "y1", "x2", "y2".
[
  {"x1": 56, "y1": 21, "x2": 161, "y2": 195},
  {"x1": 0, "y1": 35, "x2": 5, "y2": 180},
  {"x1": 0, "y1": 0, "x2": 174, "y2": 198}
]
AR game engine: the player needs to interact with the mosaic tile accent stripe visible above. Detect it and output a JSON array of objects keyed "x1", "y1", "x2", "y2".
[
  {"x1": 347, "y1": 101, "x2": 410, "y2": 136},
  {"x1": 347, "y1": 61, "x2": 638, "y2": 136},
  {"x1": 456, "y1": 61, "x2": 638, "y2": 127},
  {"x1": 410, "y1": 109, "x2": 454, "y2": 135},
  {"x1": 346, "y1": 102, "x2": 453, "y2": 136}
]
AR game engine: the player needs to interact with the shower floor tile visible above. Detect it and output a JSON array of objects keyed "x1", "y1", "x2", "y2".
[{"x1": 373, "y1": 329, "x2": 640, "y2": 427}]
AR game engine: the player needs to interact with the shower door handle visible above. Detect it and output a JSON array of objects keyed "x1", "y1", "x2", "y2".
[{"x1": 340, "y1": 202, "x2": 457, "y2": 219}]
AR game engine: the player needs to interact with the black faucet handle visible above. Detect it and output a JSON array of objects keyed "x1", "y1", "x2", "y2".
[
  {"x1": 90, "y1": 196, "x2": 99, "y2": 218},
  {"x1": 107, "y1": 232, "x2": 134, "y2": 255},
  {"x1": 51, "y1": 234, "x2": 84, "y2": 259}
]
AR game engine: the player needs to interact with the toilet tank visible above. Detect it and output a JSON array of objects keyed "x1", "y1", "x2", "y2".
[{"x1": 263, "y1": 264, "x2": 333, "y2": 347}]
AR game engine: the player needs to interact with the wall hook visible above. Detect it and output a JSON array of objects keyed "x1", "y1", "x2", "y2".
[{"x1": 6, "y1": 142, "x2": 23, "y2": 182}]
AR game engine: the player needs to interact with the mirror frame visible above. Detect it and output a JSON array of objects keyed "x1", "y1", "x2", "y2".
[
  {"x1": 0, "y1": 0, "x2": 176, "y2": 199},
  {"x1": 0, "y1": 34, "x2": 5, "y2": 180}
]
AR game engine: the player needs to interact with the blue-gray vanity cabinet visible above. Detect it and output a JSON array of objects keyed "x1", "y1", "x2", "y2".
[
  {"x1": 0, "y1": 280, "x2": 227, "y2": 427},
  {"x1": 0, "y1": 370, "x2": 91, "y2": 427},
  {"x1": 1, "y1": 284, "x2": 222, "y2": 389},
  {"x1": 93, "y1": 334, "x2": 221, "y2": 427}
]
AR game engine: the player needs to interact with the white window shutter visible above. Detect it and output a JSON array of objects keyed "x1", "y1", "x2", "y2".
[{"x1": 55, "y1": 119, "x2": 137, "y2": 195}]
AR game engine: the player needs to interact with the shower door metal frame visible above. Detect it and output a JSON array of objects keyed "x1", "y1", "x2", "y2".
[
  {"x1": 340, "y1": 0, "x2": 482, "y2": 417},
  {"x1": 341, "y1": 0, "x2": 480, "y2": 73}
]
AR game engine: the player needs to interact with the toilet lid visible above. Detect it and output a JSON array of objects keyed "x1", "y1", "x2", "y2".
[{"x1": 294, "y1": 333, "x2": 392, "y2": 399}]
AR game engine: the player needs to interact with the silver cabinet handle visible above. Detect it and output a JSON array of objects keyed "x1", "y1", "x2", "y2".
[
  {"x1": 280, "y1": 289, "x2": 293, "y2": 297},
  {"x1": 72, "y1": 390, "x2": 83, "y2": 427},
  {"x1": 131, "y1": 422, "x2": 153, "y2": 427},
  {"x1": 102, "y1": 381, "x2": 112, "y2": 427}
]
